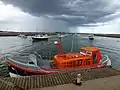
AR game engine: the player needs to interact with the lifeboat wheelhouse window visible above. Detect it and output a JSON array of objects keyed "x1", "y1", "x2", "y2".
[{"x1": 87, "y1": 52, "x2": 92, "y2": 55}]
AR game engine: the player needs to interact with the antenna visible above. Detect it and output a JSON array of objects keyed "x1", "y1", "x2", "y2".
[
  {"x1": 54, "y1": 33, "x2": 64, "y2": 54},
  {"x1": 71, "y1": 34, "x2": 74, "y2": 52}
]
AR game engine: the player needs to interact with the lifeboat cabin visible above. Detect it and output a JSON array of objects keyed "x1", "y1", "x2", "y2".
[{"x1": 53, "y1": 46, "x2": 102, "y2": 70}]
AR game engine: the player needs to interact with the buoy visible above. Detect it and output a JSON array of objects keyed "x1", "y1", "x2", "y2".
[{"x1": 54, "y1": 41, "x2": 58, "y2": 44}]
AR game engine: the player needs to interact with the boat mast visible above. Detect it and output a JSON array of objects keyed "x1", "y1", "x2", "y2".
[
  {"x1": 58, "y1": 33, "x2": 64, "y2": 54},
  {"x1": 71, "y1": 34, "x2": 74, "y2": 52},
  {"x1": 36, "y1": 28, "x2": 37, "y2": 34},
  {"x1": 20, "y1": 28, "x2": 22, "y2": 35}
]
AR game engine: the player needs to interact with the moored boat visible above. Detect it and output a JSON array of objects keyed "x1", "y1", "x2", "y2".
[
  {"x1": 18, "y1": 34, "x2": 27, "y2": 38},
  {"x1": 58, "y1": 34, "x2": 68, "y2": 38},
  {"x1": 31, "y1": 34, "x2": 49, "y2": 41},
  {"x1": 89, "y1": 34, "x2": 94, "y2": 40}
]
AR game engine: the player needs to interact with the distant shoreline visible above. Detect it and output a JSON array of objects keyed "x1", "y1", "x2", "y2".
[
  {"x1": 0, "y1": 31, "x2": 120, "y2": 38},
  {"x1": 0, "y1": 31, "x2": 68, "y2": 36},
  {"x1": 94, "y1": 34, "x2": 120, "y2": 38}
]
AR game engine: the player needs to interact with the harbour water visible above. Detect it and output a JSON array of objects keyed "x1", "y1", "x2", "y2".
[{"x1": 0, "y1": 35, "x2": 120, "y2": 77}]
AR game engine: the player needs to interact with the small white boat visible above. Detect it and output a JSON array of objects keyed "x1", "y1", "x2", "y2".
[
  {"x1": 18, "y1": 34, "x2": 27, "y2": 38},
  {"x1": 31, "y1": 34, "x2": 49, "y2": 41},
  {"x1": 89, "y1": 34, "x2": 94, "y2": 40},
  {"x1": 58, "y1": 34, "x2": 68, "y2": 38}
]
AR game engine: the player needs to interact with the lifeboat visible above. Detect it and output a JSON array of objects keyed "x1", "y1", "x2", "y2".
[
  {"x1": 42, "y1": 46, "x2": 111, "y2": 71},
  {"x1": 54, "y1": 47, "x2": 102, "y2": 70},
  {"x1": 1, "y1": 46, "x2": 111, "y2": 77},
  {"x1": 0, "y1": 37, "x2": 111, "y2": 77}
]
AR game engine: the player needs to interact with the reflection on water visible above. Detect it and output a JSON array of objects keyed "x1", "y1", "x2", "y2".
[{"x1": 0, "y1": 35, "x2": 120, "y2": 77}]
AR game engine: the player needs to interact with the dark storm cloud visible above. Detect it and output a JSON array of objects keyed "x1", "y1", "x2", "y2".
[
  {"x1": 2, "y1": 0, "x2": 69, "y2": 15},
  {"x1": 1, "y1": 0, "x2": 120, "y2": 26}
]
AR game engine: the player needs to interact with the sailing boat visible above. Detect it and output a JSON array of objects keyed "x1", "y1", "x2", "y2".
[{"x1": 18, "y1": 29, "x2": 27, "y2": 38}]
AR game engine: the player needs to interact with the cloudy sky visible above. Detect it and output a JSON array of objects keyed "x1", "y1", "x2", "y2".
[{"x1": 0, "y1": 0, "x2": 120, "y2": 33}]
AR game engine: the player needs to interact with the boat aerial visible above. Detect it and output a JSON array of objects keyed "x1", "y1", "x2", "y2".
[
  {"x1": 1, "y1": 36, "x2": 111, "y2": 77},
  {"x1": 31, "y1": 34, "x2": 49, "y2": 41}
]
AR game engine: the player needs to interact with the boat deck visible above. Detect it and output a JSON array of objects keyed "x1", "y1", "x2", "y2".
[{"x1": 0, "y1": 67, "x2": 120, "y2": 90}]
